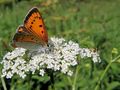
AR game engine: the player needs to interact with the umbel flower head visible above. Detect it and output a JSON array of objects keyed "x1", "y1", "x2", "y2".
[{"x1": 1, "y1": 37, "x2": 101, "y2": 78}]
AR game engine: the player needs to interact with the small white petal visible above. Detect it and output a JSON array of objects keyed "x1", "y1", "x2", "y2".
[
  {"x1": 39, "y1": 69, "x2": 45, "y2": 76},
  {"x1": 67, "y1": 70, "x2": 73, "y2": 76}
]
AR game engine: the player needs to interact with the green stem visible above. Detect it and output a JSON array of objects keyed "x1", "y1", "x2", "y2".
[
  {"x1": 0, "y1": 64, "x2": 7, "y2": 90},
  {"x1": 72, "y1": 66, "x2": 80, "y2": 90},
  {"x1": 48, "y1": 71, "x2": 55, "y2": 90},
  {"x1": 50, "y1": 73, "x2": 55, "y2": 90},
  {"x1": 1, "y1": 77, "x2": 7, "y2": 90},
  {"x1": 94, "y1": 54, "x2": 120, "y2": 90},
  {"x1": 67, "y1": 77, "x2": 72, "y2": 86}
]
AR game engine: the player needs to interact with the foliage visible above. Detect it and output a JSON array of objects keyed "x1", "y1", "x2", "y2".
[{"x1": 0, "y1": 0, "x2": 120, "y2": 90}]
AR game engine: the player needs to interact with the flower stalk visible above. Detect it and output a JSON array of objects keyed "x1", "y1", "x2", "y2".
[
  {"x1": 72, "y1": 66, "x2": 80, "y2": 90},
  {"x1": 94, "y1": 54, "x2": 120, "y2": 90},
  {"x1": 1, "y1": 77, "x2": 7, "y2": 90}
]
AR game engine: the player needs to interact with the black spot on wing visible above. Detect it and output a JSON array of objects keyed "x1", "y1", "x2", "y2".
[
  {"x1": 30, "y1": 26, "x2": 32, "y2": 29},
  {"x1": 24, "y1": 7, "x2": 39, "y2": 23},
  {"x1": 31, "y1": 37, "x2": 34, "y2": 40},
  {"x1": 33, "y1": 19, "x2": 35, "y2": 22},
  {"x1": 31, "y1": 22, "x2": 33, "y2": 24},
  {"x1": 39, "y1": 25, "x2": 42, "y2": 27},
  {"x1": 39, "y1": 17, "x2": 41, "y2": 19},
  {"x1": 41, "y1": 30, "x2": 43, "y2": 34}
]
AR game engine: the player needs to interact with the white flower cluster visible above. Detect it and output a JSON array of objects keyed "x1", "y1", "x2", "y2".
[
  {"x1": 1, "y1": 37, "x2": 101, "y2": 78},
  {"x1": 79, "y1": 48, "x2": 101, "y2": 63}
]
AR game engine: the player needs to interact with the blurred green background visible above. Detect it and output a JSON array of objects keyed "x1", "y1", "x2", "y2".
[{"x1": 0, "y1": 0, "x2": 120, "y2": 90}]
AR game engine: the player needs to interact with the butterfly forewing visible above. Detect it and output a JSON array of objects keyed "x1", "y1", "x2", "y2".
[{"x1": 24, "y1": 7, "x2": 48, "y2": 44}]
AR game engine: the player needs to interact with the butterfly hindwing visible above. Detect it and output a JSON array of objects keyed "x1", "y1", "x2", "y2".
[
  {"x1": 12, "y1": 26, "x2": 40, "y2": 48},
  {"x1": 24, "y1": 7, "x2": 48, "y2": 45}
]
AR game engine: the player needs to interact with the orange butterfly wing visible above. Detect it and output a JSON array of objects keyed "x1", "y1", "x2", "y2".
[
  {"x1": 12, "y1": 7, "x2": 48, "y2": 48},
  {"x1": 12, "y1": 26, "x2": 40, "y2": 48},
  {"x1": 24, "y1": 7, "x2": 48, "y2": 45}
]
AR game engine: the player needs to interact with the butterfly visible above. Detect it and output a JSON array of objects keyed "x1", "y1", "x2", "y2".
[{"x1": 12, "y1": 7, "x2": 48, "y2": 50}]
